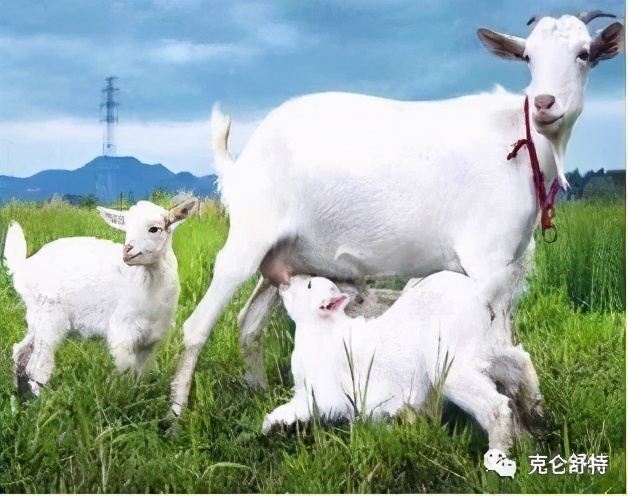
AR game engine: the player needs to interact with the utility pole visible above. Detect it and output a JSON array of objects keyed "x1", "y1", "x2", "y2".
[{"x1": 100, "y1": 77, "x2": 119, "y2": 157}]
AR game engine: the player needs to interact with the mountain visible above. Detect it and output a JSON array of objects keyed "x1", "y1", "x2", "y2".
[{"x1": 0, "y1": 156, "x2": 218, "y2": 204}]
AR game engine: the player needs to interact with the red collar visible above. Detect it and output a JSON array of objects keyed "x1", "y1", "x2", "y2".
[{"x1": 507, "y1": 97, "x2": 560, "y2": 243}]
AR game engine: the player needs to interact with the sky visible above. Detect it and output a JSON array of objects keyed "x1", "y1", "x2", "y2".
[{"x1": 0, "y1": 0, "x2": 625, "y2": 178}]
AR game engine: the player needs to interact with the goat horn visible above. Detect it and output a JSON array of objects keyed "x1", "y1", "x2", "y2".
[
  {"x1": 527, "y1": 13, "x2": 550, "y2": 27},
  {"x1": 526, "y1": 15, "x2": 539, "y2": 26},
  {"x1": 578, "y1": 10, "x2": 616, "y2": 25}
]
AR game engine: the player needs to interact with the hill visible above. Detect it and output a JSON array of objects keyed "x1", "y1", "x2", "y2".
[{"x1": 0, "y1": 156, "x2": 218, "y2": 203}]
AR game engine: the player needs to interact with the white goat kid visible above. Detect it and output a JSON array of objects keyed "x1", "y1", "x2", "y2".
[
  {"x1": 171, "y1": 12, "x2": 623, "y2": 414},
  {"x1": 4, "y1": 198, "x2": 198, "y2": 396},
  {"x1": 263, "y1": 273, "x2": 540, "y2": 454}
]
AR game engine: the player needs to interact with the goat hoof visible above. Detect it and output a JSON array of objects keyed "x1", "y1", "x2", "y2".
[
  {"x1": 27, "y1": 379, "x2": 42, "y2": 397},
  {"x1": 261, "y1": 418, "x2": 273, "y2": 435},
  {"x1": 262, "y1": 421, "x2": 288, "y2": 437},
  {"x1": 158, "y1": 417, "x2": 179, "y2": 437},
  {"x1": 14, "y1": 372, "x2": 30, "y2": 395},
  {"x1": 14, "y1": 379, "x2": 39, "y2": 403},
  {"x1": 171, "y1": 402, "x2": 183, "y2": 417},
  {"x1": 160, "y1": 407, "x2": 182, "y2": 437}
]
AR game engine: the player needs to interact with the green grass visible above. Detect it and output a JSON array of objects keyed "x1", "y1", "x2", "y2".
[
  {"x1": 0, "y1": 201, "x2": 624, "y2": 493},
  {"x1": 532, "y1": 199, "x2": 625, "y2": 313}
]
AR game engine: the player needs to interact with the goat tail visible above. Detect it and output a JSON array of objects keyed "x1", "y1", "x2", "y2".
[
  {"x1": 210, "y1": 104, "x2": 234, "y2": 180},
  {"x1": 3, "y1": 221, "x2": 27, "y2": 275}
]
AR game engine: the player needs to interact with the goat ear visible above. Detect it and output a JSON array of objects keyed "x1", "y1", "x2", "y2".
[
  {"x1": 590, "y1": 22, "x2": 624, "y2": 67},
  {"x1": 97, "y1": 206, "x2": 127, "y2": 232},
  {"x1": 477, "y1": 28, "x2": 526, "y2": 61},
  {"x1": 166, "y1": 197, "x2": 199, "y2": 230}
]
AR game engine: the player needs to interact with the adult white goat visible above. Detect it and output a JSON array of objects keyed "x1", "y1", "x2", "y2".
[
  {"x1": 170, "y1": 12, "x2": 623, "y2": 415},
  {"x1": 263, "y1": 273, "x2": 541, "y2": 454},
  {"x1": 4, "y1": 198, "x2": 198, "y2": 396}
]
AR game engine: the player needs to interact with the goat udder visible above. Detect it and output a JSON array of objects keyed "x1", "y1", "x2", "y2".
[{"x1": 259, "y1": 237, "x2": 299, "y2": 286}]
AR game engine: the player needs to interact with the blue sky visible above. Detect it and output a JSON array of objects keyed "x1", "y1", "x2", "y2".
[{"x1": 0, "y1": 0, "x2": 625, "y2": 177}]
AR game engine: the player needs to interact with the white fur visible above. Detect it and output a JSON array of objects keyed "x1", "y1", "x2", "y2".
[
  {"x1": 263, "y1": 273, "x2": 541, "y2": 454},
  {"x1": 170, "y1": 15, "x2": 623, "y2": 413},
  {"x1": 4, "y1": 199, "x2": 197, "y2": 395}
]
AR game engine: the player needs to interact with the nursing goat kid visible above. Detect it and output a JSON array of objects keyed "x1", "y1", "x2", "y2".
[
  {"x1": 263, "y1": 273, "x2": 541, "y2": 454},
  {"x1": 170, "y1": 13, "x2": 623, "y2": 415},
  {"x1": 4, "y1": 198, "x2": 198, "y2": 396}
]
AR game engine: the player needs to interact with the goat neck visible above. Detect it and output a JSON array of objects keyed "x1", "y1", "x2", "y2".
[
  {"x1": 129, "y1": 243, "x2": 178, "y2": 286},
  {"x1": 505, "y1": 94, "x2": 564, "y2": 192},
  {"x1": 294, "y1": 314, "x2": 354, "y2": 349}
]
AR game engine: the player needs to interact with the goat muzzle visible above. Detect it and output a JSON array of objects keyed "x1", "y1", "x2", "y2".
[{"x1": 533, "y1": 95, "x2": 555, "y2": 111}]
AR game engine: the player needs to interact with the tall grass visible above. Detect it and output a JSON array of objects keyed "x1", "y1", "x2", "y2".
[
  {"x1": 0, "y1": 200, "x2": 624, "y2": 493},
  {"x1": 532, "y1": 200, "x2": 625, "y2": 313},
  {"x1": 0, "y1": 201, "x2": 125, "y2": 257}
]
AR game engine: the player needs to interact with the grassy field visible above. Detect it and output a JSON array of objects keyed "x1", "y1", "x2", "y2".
[{"x1": 0, "y1": 199, "x2": 624, "y2": 493}]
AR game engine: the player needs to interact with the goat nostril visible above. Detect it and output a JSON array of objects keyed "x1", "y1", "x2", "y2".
[
  {"x1": 124, "y1": 245, "x2": 133, "y2": 254},
  {"x1": 534, "y1": 94, "x2": 555, "y2": 111}
]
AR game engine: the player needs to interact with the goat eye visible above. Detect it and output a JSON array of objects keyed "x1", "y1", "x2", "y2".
[
  {"x1": 148, "y1": 226, "x2": 161, "y2": 233},
  {"x1": 307, "y1": 280, "x2": 312, "y2": 289},
  {"x1": 577, "y1": 50, "x2": 589, "y2": 62}
]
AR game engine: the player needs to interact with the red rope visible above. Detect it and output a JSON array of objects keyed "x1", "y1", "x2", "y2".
[{"x1": 507, "y1": 97, "x2": 559, "y2": 243}]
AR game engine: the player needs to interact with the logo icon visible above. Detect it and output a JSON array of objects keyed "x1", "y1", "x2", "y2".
[{"x1": 484, "y1": 448, "x2": 517, "y2": 478}]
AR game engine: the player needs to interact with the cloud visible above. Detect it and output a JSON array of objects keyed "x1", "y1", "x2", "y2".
[
  {"x1": 0, "y1": 119, "x2": 101, "y2": 177},
  {"x1": 0, "y1": 0, "x2": 622, "y2": 176},
  {"x1": 116, "y1": 115, "x2": 264, "y2": 175},
  {"x1": 228, "y1": 2, "x2": 322, "y2": 52},
  {"x1": 566, "y1": 96, "x2": 625, "y2": 172},
  {"x1": 149, "y1": 39, "x2": 256, "y2": 64},
  {"x1": 151, "y1": 0, "x2": 204, "y2": 11},
  {"x1": 0, "y1": 90, "x2": 622, "y2": 182},
  {"x1": 0, "y1": 33, "x2": 88, "y2": 60},
  {"x1": 0, "y1": 113, "x2": 266, "y2": 178},
  {"x1": 583, "y1": 97, "x2": 627, "y2": 116},
  {"x1": 255, "y1": 23, "x2": 303, "y2": 49}
]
